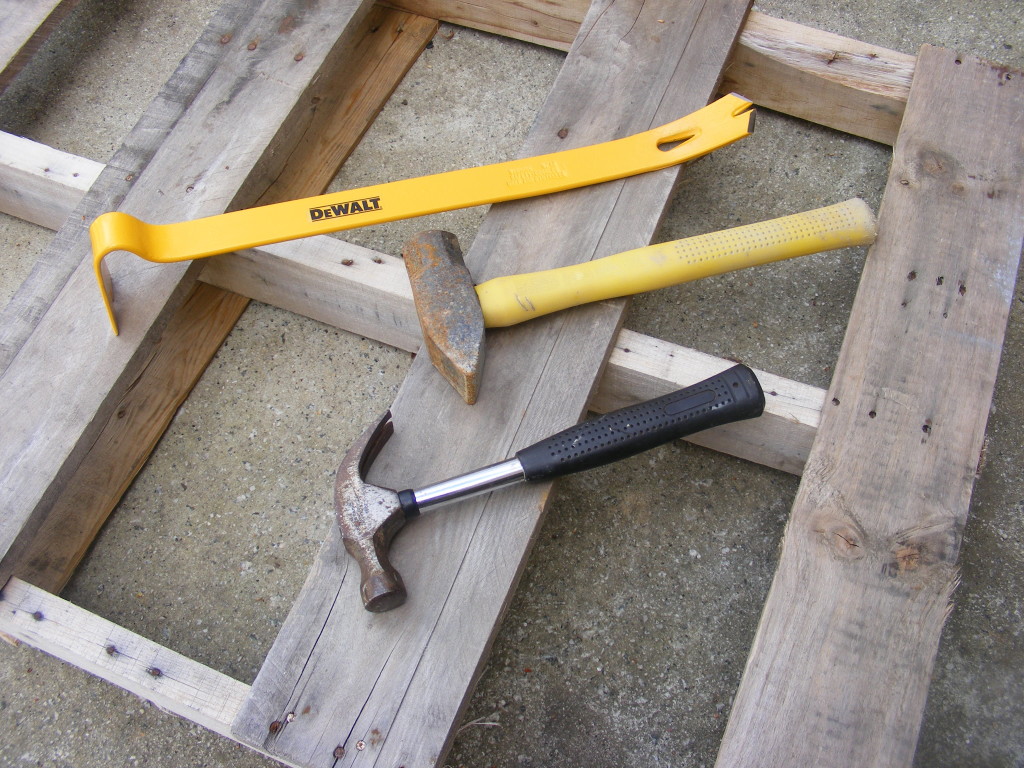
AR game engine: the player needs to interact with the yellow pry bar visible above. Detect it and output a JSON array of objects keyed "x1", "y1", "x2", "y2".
[{"x1": 92, "y1": 93, "x2": 755, "y2": 335}]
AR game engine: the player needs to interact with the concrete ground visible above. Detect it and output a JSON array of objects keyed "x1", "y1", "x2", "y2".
[{"x1": 1, "y1": 1, "x2": 1022, "y2": 766}]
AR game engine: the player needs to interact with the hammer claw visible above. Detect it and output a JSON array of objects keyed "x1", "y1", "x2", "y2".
[{"x1": 335, "y1": 412, "x2": 410, "y2": 612}]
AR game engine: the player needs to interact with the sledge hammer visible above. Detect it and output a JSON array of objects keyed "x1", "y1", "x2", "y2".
[
  {"x1": 336, "y1": 364, "x2": 765, "y2": 611},
  {"x1": 402, "y1": 198, "x2": 876, "y2": 403}
]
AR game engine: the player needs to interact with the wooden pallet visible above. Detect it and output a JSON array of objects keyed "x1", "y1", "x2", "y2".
[{"x1": 0, "y1": 1, "x2": 1021, "y2": 766}]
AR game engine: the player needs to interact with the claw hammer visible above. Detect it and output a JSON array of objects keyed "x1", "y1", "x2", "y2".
[{"x1": 336, "y1": 364, "x2": 764, "y2": 612}]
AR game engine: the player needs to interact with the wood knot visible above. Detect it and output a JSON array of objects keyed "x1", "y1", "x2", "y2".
[{"x1": 809, "y1": 511, "x2": 866, "y2": 561}]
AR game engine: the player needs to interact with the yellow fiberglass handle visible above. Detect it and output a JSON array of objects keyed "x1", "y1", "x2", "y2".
[
  {"x1": 475, "y1": 198, "x2": 877, "y2": 327},
  {"x1": 92, "y1": 94, "x2": 754, "y2": 335}
]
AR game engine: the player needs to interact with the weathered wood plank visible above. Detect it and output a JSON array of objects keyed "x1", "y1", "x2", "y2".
[
  {"x1": 386, "y1": 3, "x2": 913, "y2": 144},
  {"x1": 0, "y1": 130, "x2": 101, "y2": 229},
  {"x1": 722, "y1": 12, "x2": 915, "y2": 144},
  {"x1": 253, "y1": 7, "x2": 438, "y2": 206},
  {"x1": 0, "y1": 0, "x2": 379, "y2": 584},
  {"x1": 0, "y1": 0, "x2": 251, "y2": 374},
  {"x1": 382, "y1": 0, "x2": 587, "y2": 49},
  {"x1": 0, "y1": 6, "x2": 437, "y2": 594},
  {"x1": 232, "y1": 1, "x2": 755, "y2": 766},
  {"x1": 716, "y1": 45, "x2": 1024, "y2": 768},
  {"x1": 0, "y1": 0, "x2": 81, "y2": 92},
  {"x1": 0, "y1": 577, "x2": 249, "y2": 739}
]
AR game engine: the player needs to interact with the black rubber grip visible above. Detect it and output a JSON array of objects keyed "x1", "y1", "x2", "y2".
[{"x1": 515, "y1": 364, "x2": 764, "y2": 482}]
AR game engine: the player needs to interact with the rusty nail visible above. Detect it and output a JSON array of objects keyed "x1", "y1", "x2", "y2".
[
  {"x1": 557, "y1": 127, "x2": 569, "y2": 139},
  {"x1": 248, "y1": 40, "x2": 258, "y2": 51},
  {"x1": 220, "y1": 33, "x2": 232, "y2": 44},
  {"x1": 333, "y1": 746, "x2": 345, "y2": 758},
  {"x1": 356, "y1": 740, "x2": 366, "y2": 751},
  {"x1": 341, "y1": 259, "x2": 355, "y2": 266},
  {"x1": 147, "y1": 667, "x2": 162, "y2": 677},
  {"x1": 269, "y1": 720, "x2": 282, "y2": 734},
  {"x1": 106, "y1": 644, "x2": 119, "y2": 656},
  {"x1": 294, "y1": 52, "x2": 305, "y2": 62},
  {"x1": 32, "y1": 610, "x2": 44, "y2": 621}
]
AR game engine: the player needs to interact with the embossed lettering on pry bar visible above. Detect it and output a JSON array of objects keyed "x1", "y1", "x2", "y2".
[{"x1": 506, "y1": 161, "x2": 570, "y2": 187}]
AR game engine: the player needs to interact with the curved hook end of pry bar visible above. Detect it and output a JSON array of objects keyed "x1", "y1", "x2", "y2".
[{"x1": 90, "y1": 211, "x2": 152, "y2": 336}]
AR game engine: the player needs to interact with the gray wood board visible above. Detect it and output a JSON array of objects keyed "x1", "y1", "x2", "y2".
[
  {"x1": 0, "y1": 0, "x2": 248, "y2": 372},
  {"x1": 233, "y1": 1, "x2": 755, "y2": 766},
  {"x1": 716, "y1": 45, "x2": 1024, "y2": 767},
  {"x1": 0, "y1": 0, "x2": 376, "y2": 576}
]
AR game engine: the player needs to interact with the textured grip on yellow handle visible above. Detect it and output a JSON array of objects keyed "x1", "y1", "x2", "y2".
[
  {"x1": 92, "y1": 94, "x2": 754, "y2": 335},
  {"x1": 475, "y1": 198, "x2": 877, "y2": 327}
]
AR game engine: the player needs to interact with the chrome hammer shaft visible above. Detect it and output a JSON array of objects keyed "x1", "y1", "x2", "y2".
[{"x1": 335, "y1": 365, "x2": 765, "y2": 612}]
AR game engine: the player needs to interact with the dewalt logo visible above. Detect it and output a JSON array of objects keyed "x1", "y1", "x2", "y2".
[{"x1": 309, "y1": 196, "x2": 381, "y2": 221}]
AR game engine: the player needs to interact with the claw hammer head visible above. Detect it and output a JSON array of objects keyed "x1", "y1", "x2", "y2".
[
  {"x1": 334, "y1": 411, "x2": 410, "y2": 612},
  {"x1": 402, "y1": 230, "x2": 485, "y2": 404}
]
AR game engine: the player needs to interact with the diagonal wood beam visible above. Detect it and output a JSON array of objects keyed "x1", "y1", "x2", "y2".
[{"x1": 231, "y1": 2, "x2": 758, "y2": 765}]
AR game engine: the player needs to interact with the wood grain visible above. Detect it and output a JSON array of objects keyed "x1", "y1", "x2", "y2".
[
  {"x1": 385, "y1": 2, "x2": 914, "y2": 144},
  {"x1": 233, "y1": 2, "x2": 755, "y2": 766},
  {"x1": 722, "y1": 12, "x2": 915, "y2": 144},
  {"x1": 0, "y1": 6, "x2": 437, "y2": 594},
  {"x1": 0, "y1": 131, "x2": 101, "y2": 228},
  {"x1": 0, "y1": 577, "x2": 249, "y2": 738},
  {"x1": 0, "y1": 0, "x2": 379, "y2": 584},
  {"x1": 0, "y1": 0, "x2": 81, "y2": 92},
  {"x1": 716, "y1": 45, "x2": 1024, "y2": 767}
]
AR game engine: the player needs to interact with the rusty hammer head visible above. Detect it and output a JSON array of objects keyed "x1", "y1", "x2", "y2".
[
  {"x1": 334, "y1": 411, "x2": 416, "y2": 612},
  {"x1": 402, "y1": 230, "x2": 485, "y2": 405}
]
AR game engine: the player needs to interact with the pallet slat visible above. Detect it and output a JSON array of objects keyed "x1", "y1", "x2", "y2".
[
  {"x1": 0, "y1": 6, "x2": 438, "y2": 594},
  {"x1": 717, "y1": 45, "x2": 1024, "y2": 767},
  {"x1": 0, "y1": 0, "x2": 81, "y2": 91},
  {"x1": 0, "y1": 577, "x2": 249, "y2": 739},
  {"x1": 386, "y1": 2, "x2": 914, "y2": 144},
  {"x1": 231, "y1": 2, "x2": 755, "y2": 765}
]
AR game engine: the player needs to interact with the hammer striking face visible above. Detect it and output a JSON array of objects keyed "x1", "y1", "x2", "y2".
[{"x1": 402, "y1": 230, "x2": 485, "y2": 404}]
